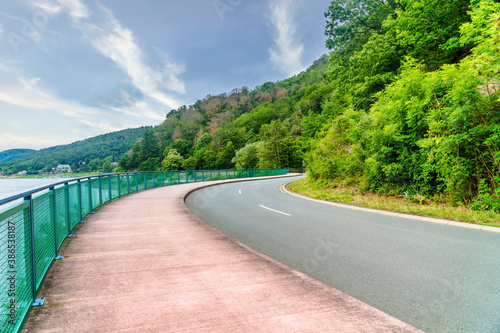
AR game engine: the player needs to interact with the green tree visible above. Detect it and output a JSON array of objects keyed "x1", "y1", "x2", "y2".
[
  {"x1": 138, "y1": 157, "x2": 160, "y2": 172},
  {"x1": 182, "y1": 156, "x2": 197, "y2": 170},
  {"x1": 161, "y1": 149, "x2": 184, "y2": 171},
  {"x1": 141, "y1": 130, "x2": 159, "y2": 160},
  {"x1": 324, "y1": 0, "x2": 400, "y2": 56},
  {"x1": 215, "y1": 142, "x2": 236, "y2": 169},
  {"x1": 102, "y1": 160, "x2": 113, "y2": 173},
  {"x1": 232, "y1": 143, "x2": 261, "y2": 168},
  {"x1": 259, "y1": 120, "x2": 299, "y2": 168},
  {"x1": 392, "y1": 0, "x2": 472, "y2": 69}
]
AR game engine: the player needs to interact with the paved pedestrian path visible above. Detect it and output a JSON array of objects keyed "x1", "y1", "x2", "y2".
[{"x1": 22, "y1": 175, "x2": 420, "y2": 332}]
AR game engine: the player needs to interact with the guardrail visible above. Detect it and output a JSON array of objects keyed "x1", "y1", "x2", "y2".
[{"x1": 0, "y1": 168, "x2": 289, "y2": 332}]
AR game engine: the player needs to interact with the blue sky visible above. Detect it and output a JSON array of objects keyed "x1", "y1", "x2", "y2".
[{"x1": 0, "y1": 0, "x2": 330, "y2": 152}]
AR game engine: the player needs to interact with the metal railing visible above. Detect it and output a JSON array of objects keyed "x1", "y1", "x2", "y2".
[{"x1": 0, "y1": 168, "x2": 289, "y2": 332}]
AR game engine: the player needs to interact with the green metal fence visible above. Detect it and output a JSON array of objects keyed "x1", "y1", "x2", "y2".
[{"x1": 0, "y1": 168, "x2": 289, "y2": 332}]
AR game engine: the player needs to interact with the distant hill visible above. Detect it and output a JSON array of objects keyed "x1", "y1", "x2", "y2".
[
  {"x1": 0, "y1": 127, "x2": 152, "y2": 174},
  {"x1": 0, "y1": 149, "x2": 36, "y2": 164}
]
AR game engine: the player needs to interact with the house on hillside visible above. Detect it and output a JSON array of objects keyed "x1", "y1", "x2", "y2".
[
  {"x1": 0, "y1": 172, "x2": 5, "y2": 177},
  {"x1": 17, "y1": 170, "x2": 27, "y2": 175},
  {"x1": 55, "y1": 164, "x2": 72, "y2": 172}
]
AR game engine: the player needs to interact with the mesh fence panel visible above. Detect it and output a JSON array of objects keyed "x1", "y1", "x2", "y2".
[
  {"x1": 0, "y1": 203, "x2": 33, "y2": 333},
  {"x1": 54, "y1": 188, "x2": 68, "y2": 249},
  {"x1": 129, "y1": 175, "x2": 137, "y2": 194},
  {"x1": 68, "y1": 184, "x2": 80, "y2": 230},
  {"x1": 80, "y1": 181, "x2": 92, "y2": 217},
  {"x1": 101, "y1": 178, "x2": 110, "y2": 204},
  {"x1": 145, "y1": 174, "x2": 153, "y2": 189},
  {"x1": 120, "y1": 175, "x2": 129, "y2": 196},
  {"x1": 32, "y1": 194, "x2": 55, "y2": 290},
  {"x1": 110, "y1": 176, "x2": 119, "y2": 200},
  {"x1": 138, "y1": 174, "x2": 146, "y2": 191},
  {"x1": 154, "y1": 173, "x2": 162, "y2": 188},
  {"x1": 90, "y1": 179, "x2": 100, "y2": 209}
]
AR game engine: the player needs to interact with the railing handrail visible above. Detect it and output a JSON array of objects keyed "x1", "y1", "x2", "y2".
[{"x1": 0, "y1": 168, "x2": 282, "y2": 206}]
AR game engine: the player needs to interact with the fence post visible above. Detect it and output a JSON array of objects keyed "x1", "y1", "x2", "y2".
[
  {"x1": 127, "y1": 173, "x2": 130, "y2": 194},
  {"x1": 218, "y1": 170, "x2": 220, "y2": 180},
  {"x1": 153, "y1": 172, "x2": 156, "y2": 189},
  {"x1": 98, "y1": 177, "x2": 103, "y2": 206},
  {"x1": 169, "y1": 171, "x2": 172, "y2": 185},
  {"x1": 108, "y1": 175, "x2": 112, "y2": 202},
  {"x1": 88, "y1": 178, "x2": 93, "y2": 211},
  {"x1": 202, "y1": 171, "x2": 204, "y2": 182},
  {"x1": 77, "y1": 180, "x2": 83, "y2": 222},
  {"x1": 194, "y1": 171, "x2": 196, "y2": 183},
  {"x1": 118, "y1": 175, "x2": 121, "y2": 198},
  {"x1": 178, "y1": 171, "x2": 180, "y2": 184},
  {"x1": 161, "y1": 172, "x2": 164, "y2": 187},
  {"x1": 135, "y1": 174, "x2": 138, "y2": 192},
  {"x1": 145, "y1": 173, "x2": 148, "y2": 190},
  {"x1": 65, "y1": 183, "x2": 73, "y2": 237},
  {"x1": 24, "y1": 195, "x2": 45, "y2": 307}
]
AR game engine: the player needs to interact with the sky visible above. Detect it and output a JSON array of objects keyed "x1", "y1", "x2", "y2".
[{"x1": 0, "y1": 0, "x2": 331, "y2": 152}]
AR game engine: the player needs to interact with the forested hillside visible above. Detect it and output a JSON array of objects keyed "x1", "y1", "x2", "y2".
[
  {"x1": 119, "y1": 0, "x2": 499, "y2": 212},
  {"x1": 0, "y1": 127, "x2": 151, "y2": 174},
  {"x1": 0, "y1": 149, "x2": 35, "y2": 164},
  {"x1": 117, "y1": 55, "x2": 330, "y2": 172}
]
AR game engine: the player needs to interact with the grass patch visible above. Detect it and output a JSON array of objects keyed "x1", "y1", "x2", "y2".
[{"x1": 288, "y1": 177, "x2": 500, "y2": 228}]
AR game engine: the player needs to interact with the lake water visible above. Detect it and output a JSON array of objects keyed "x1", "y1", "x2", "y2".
[{"x1": 0, "y1": 177, "x2": 75, "y2": 201}]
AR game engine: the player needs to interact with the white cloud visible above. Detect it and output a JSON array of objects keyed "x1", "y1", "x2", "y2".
[
  {"x1": 268, "y1": 0, "x2": 305, "y2": 76},
  {"x1": 82, "y1": 3, "x2": 185, "y2": 110},
  {"x1": 19, "y1": 0, "x2": 184, "y2": 122},
  {"x1": 0, "y1": 76, "x2": 98, "y2": 119},
  {"x1": 98, "y1": 90, "x2": 166, "y2": 121},
  {"x1": 30, "y1": 0, "x2": 90, "y2": 20}
]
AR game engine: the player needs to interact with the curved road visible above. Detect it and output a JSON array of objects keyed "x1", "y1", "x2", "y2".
[{"x1": 185, "y1": 176, "x2": 500, "y2": 333}]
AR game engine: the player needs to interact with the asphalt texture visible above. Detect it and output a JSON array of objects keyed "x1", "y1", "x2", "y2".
[
  {"x1": 185, "y1": 176, "x2": 500, "y2": 333},
  {"x1": 22, "y1": 175, "x2": 419, "y2": 333}
]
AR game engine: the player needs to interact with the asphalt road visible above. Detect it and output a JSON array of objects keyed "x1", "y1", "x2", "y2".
[{"x1": 185, "y1": 176, "x2": 500, "y2": 333}]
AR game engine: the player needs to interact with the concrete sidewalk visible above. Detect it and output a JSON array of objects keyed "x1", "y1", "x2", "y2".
[{"x1": 23, "y1": 175, "x2": 421, "y2": 332}]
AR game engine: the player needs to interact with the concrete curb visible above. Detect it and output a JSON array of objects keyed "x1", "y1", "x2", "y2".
[{"x1": 280, "y1": 183, "x2": 500, "y2": 233}]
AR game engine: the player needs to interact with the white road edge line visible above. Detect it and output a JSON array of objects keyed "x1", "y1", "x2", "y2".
[{"x1": 259, "y1": 205, "x2": 291, "y2": 216}]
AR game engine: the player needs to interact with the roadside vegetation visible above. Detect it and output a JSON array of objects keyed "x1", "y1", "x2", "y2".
[{"x1": 288, "y1": 178, "x2": 500, "y2": 227}]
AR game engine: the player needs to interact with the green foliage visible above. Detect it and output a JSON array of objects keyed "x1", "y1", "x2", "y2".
[
  {"x1": 138, "y1": 157, "x2": 160, "y2": 172},
  {"x1": 0, "y1": 149, "x2": 35, "y2": 164},
  {"x1": 324, "y1": 0, "x2": 400, "y2": 56},
  {"x1": 232, "y1": 143, "x2": 261, "y2": 169},
  {"x1": 393, "y1": 0, "x2": 472, "y2": 69},
  {"x1": 306, "y1": 0, "x2": 500, "y2": 213},
  {"x1": 182, "y1": 156, "x2": 197, "y2": 170},
  {"x1": 258, "y1": 120, "x2": 301, "y2": 168},
  {"x1": 471, "y1": 179, "x2": 500, "y2": 212},
  {"x1": 161, "y1": 149, "x2": 184, "y2": 171},
  {"x1": 102, "y1": 160, "x2": 113, "y2": 173}
]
